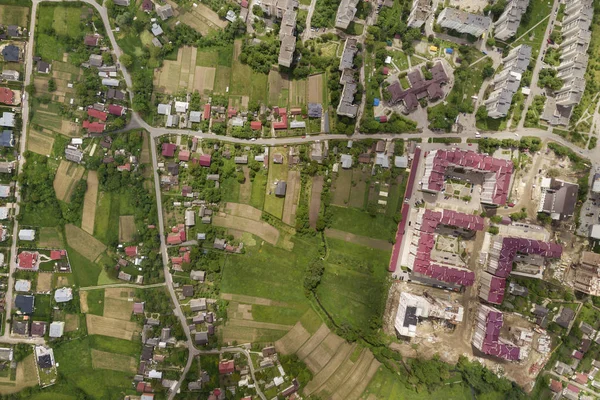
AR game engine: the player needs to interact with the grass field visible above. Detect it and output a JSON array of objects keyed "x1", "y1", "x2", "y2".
[
  {"x1": 67, "y1": 244, "x2": 102, "y2": 287},
  {"x1": 81, "y1": 171, "x2": 98, "y2": 235},
  {"x1": 511, "y1": 2, "x2": 552, "y2": 59},
  {"x1": 231, "y1": 40, "x2": 268, "y2": 105},
  {"x1": 65, "y1": 224, "x2": 106, "y2": 262},
  {"x1": 317, "y1": 238, "x2": 390, "y2": 331},
  {"x1": 91, "y1": 350, "x2": 137, "y2": 373},
  {"x1": 33, "y1": 294, "x2": 52, "y2": 319},
  {"x1": 0, "y1": 5, "x2": 29, "y2": 26},
  {"x1": 118, "y1": 215, "x2": 136, "y2": 242},
  {"x1": 86, "y1": 315, "x2": 138, "y2": 340},
  {"x1": 329, "y1": 206, "x2": 397, "y2": 242},
  {"x1": 178, "y1": 3, "x2": 228, "y2": 35},
  {"x1": 28, "y1": 129, "x2": 55, "y2": 156},
  {"x1": 53, "y1": 160, "x2": 84, "y2": 203},
  {"x1": 250, "y1": 171, "x2": 267, "y2": 210},
  {"x1": 39, "y1": 227, "x2": 63, "y2": 248},
  {"x1": 94, "y1": 190, "x2": 134, "y2": 246},
  {"x1": 86, "y1": 289, "x2": 104, "y2": 316},
  {"x1": 268, "y1": 70, "x2": 290, "y2": 107},
  {"x1": 35, "y1": 34, "x2": 66, "y2": 62}
]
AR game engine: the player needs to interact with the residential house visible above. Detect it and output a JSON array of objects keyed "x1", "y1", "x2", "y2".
[
  {"x1": 275, "y1": 181, "x2": 287, "y2": 197},
  {"x1": 575, "y1": 251, "x2": 600, "y2": 296},
  {"x1": 0, "y1": 112, "x2": 15, "y2": 127},
  {"x1": 0, "y1": 88, "x2": 14, "y2": 105},
  {"x1": 340, "y1": 154, "x2": 352, "y2": 169},
  {"x1": 190, "y1": 298, "x2": 207, "y2": 312},
  {"x1": 142, "y1": 0, "x2": 153, "y2": 12},
  {"x1": 219, "y1": 360, "x2": 235, "y2": 374},
  {"x1": 54, "y1": 287, "x2": 73, "y2": 303},
  {"x1": 190, "y1": 270, "x2": 206, "y2": 282},
  {"x1": 308, "y1": 102, "x2": 322, "y2": 118},
  {"x1": 189, "y1": 111, "x2": 202, "y2": 123},
  {"x1": 12, "y1": 321, "x2": 28, "y2": 335},
  {"x1": 15, "y1": 295, "x2": 35, "y2": 314},
  {"x1": 556, "y1": 306, "x2": 576, "y2": 328},
  {"x1": 195, "y1": 332, "x2": 209, "y2": 345},
  {"x1": 65, "y1": 147, "x2": 84, "y2": 163},
  {"x1": 18, "y1": 229, "x2": 35, "y2": 241},
  {"x1": 157, "y1": 4, "x2": 174, "y2": 20},
  {"x1": 162, "y1": 143, "x2": 176, "y2": 157},
  {"x1": 1, "y1": 45, "x2": 20, "y2": 62},
  {"x1": 1, "y1": 70, "x2": 19, "y2": 81},
  {"x1": 538, "y1": 177, "x2": 578, "y2": 220},
  {"x1": 31, "y1": 321, "x2": 46, "y2": 337},
  {"x1": 102, "y1": 78, "x2": 119, "y2": 87},
  {"x1": 84, "y1": 35, "x2": 100, "y2": 46}
]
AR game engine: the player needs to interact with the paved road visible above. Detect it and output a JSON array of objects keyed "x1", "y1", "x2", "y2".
[
  {"x1": 301, "y1": 0, "x2": 318, "y2": 43},
  {"x1": 546, "y1": 371, "x2": 600, "y2": 397}
]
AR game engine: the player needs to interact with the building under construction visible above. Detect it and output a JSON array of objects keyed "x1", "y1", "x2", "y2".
[{"x1": 394, "y1": 291, "x2": 464, "y2": 338}]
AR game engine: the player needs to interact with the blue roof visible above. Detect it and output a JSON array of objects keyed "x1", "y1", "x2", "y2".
[
  {"x1": 0, "y1": 130, "x2": 13, "y2": 147},
  {"x1": 373, "y1": 98, "x2": 380, "y2": 106},
  {"x1": 445, "y1": 48, "x2": 454, "y2": 54}
]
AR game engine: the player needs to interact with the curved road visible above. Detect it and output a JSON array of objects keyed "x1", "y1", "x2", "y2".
[{"x1": 5, "y1": 1, "x2": 600, "y2": 399}]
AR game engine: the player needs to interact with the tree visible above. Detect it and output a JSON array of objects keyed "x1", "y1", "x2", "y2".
[
  {"x1": 482, "y1": 65, "x2": 495, "y2": 78},
  {"x1": 476, "y1": 105, "x2": 488, "y2": 121},
  {"x1": 47, "y1": 78, "x2": 56, "y2": 92},
  {"x1": 538, "y1": 68, "x2": 563, "y2": 91},
  {"x1": 120, "y1": 54, "x2": 133, "y2": 69},
  {"x1": 102, "y1": 52, "x2": 113, "y2": 65},
  {"x1": 252, "y1": 4, "x2": 264, "y2": 17}
]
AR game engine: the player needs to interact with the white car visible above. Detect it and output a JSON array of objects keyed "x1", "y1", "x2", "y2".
[{"x1": 514, "y1": 133, "x2": 519, "y2": 137}]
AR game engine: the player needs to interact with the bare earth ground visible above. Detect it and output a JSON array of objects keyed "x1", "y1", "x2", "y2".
[
  {"x1": 118, "y1": 215, "x2": 136, "y2": 242},
  {"x1": 282, "y1": 170, "x2": 301, "y2": 225},
  {"x1": 213, "y1": 214, "x2": 280, "y2": 245},
  {"x1": 91, "y1": 349, "x2": 137, "y2": 373},
  {"x1": 304, "y1": 342, "x2": 355, "y2": 395},
  {"x1": 103, "y1": 297, "x2": 134, "y2": 321},
  {"x1": 0, "y1": 354, "x2": 38, "y2": 394},
  {"x1": 104, "y1": 288, "x2": 134, "y2": 299},
  {"x1": 86, "y1": 314, "x2": 138, "y2": 340},
  {"x1": 65, "y1": 224, "x2": 107, "y2": 262},
  {"x1": 53, "y1": 160, "x2": 84, "y2": 202},
  {"x1": 223, "y1": 202, "x2": 263, "y2": 220},
  {"x1": 81, "y1": 171, "x2": 98, "y2": 234},
  {"x1": 325, "y1": 228, "x2": 392, "y2": 251},
  {"x1": 65, "y1": 314, "x2": 79, "y2": 332},
  {"x1": 308, "y1": 74, "x2": 324, "y2": 103},
  {"x1": 309, "y1": 176, "x2": 323, "y2": 229},
  {"x1": 36, "y1": 273, "x2": 52, "y2": 293},
  {"x1": 79, "y1": 291, "x2": 89, "y2": 313}
]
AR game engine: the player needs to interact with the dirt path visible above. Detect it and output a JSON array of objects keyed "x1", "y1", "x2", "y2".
[{"x1": 325, "y1": 228, "x2": 392, "y2": 251}]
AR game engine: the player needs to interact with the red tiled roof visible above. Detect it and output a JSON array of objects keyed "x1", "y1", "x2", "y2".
[
  {"x1": 219, "y1": 360, "x2": 235, "y2": 374},
  {"x1": 87, "y1": 108, "x2": 107, "y2": 121},
  {"x1": 18, "y1": 251, "x2": 37, "y2": 269},
  {"x1": 198, "y1": 154, "x2": 211, "y2": 167},
  {"x1": 241, "y1": 0, "x2": 248, "y2": 7},
  {"x1": 108, "y1": 104, "x2": 124, "y2": 116},
  {"x1": 278, "y1": 107, "x2": 287, "y2": 116},
  {"x1": 487, "y1": 237, "x2": 562, "y2": 278},
  {"x1": 273, "y1": 114, "x2": 288, "y2": 130},
  {"x1": 227, "y1": 107, "x2": 237, "y2": 118},
  {"x1": 179, "y1": 150, "x2": 190, "y2": 161},
  {"x1": 136, "y1": 382, "x2": 146, "y2": 393},
  {"x1": 250, "y1": 121, "x2": 262, "y2": 130},
  {"x1": 549, "y1": 379, "x2": 562, "y2": 393},
  {"x1": 171, "y1": 256, "x2": 183, "y2": 264},
  {"x1": 179, "y1": 230, "x2": 186, "y2": 242},
  {"x1": 573, "y1": 350, "x2": 584, "y2": 360},
  {"x1": 167, "y1": 234, "x2": 182, "y2": 245},
  {"x1": 575, "y1": 373, "x2": 587, "y2": 385},
  {"x1": 183, "y1": 251, "x2": 191, "y2": 263},
  {"x1": 84, "y1": 35, "x2": 99, "y2": 46},
  {"x1": 478, "y1": 307, "x2": 521, "y2": 361},
  {"x1": 162, "y1": 143, "x2": 176, "y2": 157},
  {"x1": 82, "y1": 120, "x2": 105, "y2": 133},
  {"x1": 203, "y1": 104, "x2": 211, "y2": 120},
  {"x1": 0, "y1": 87, "x2": 14, "y2": 105},
  {"x1": 125, "y1": 246, "x2": 138, "y2": 257},
  {"x1": 117, "y1": 163, "x2": 131, "y2": 171},
  {"x1": 50, "y1": 250, "x2": 62, "y2": 260},
  {"x1": 567, "y1": 384, "x2": 580, "y2": 393}
]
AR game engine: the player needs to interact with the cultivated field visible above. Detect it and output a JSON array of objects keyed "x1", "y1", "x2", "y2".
[
  {"x1": 0, "y1": 354, "x2": 38, "y2": 394},
  {"x1": 118, "y1": 215, "x2": 136, "y2": 242},
  {"x1": 27, "y1": 129, "x2": 54, "y2": 156},
  {"x1": 104, "y1": 288, "x2": 134, "y2": 299},
  {"x1": 275, "y1": 322, "x2": 311, "y2": 355},
  {"x1": 80, "y1": 291, "x2": 89, "y2": 313},
  {"x1": 289, "y1": 79, "x2": 307, "y2": 107},
  {"x1": 65, "y1": 314, "x2": 79, "y2": 332},
  {"x1": 221, "y1": 293, "x2": 287, "y2": 306},
  {"x1": 309, "y1": 176, "x2": 323, "y2": 229},
  {"x1": 154, "y1": 46, "x2": 216, "y2": 94},
  {"x1": 103, "y1": 297, "x2": 133, "y2": 321},
  {"x1": 177, "y1": 2, "x2": 228, "y2": 35},
  {"x1": 0, "y1": 5, "x2": 29, "y2": 26},
  {"x1": 282, "y1": 170, "x2": 301, "y2": 225},
  {"x1": 268, "y1": 70, "x2": 290, "y2": 106},
  {"x1": 53, "y1": 160, "x2": 85, "y2": 203},
  {"x1": 86, "y1": 315, "x2": 138, "y2": 340},
  {"x1": 213, "y1": 214, "x2": 279, "y2": 245},
  {"x1": 39, "y1": 227, "x2": 63, "y2": 248},
  {"x1": 37, "y1": 273, "x2": 52, "y2": 293},
  {"x1": 91, "y1": 349, "x2": 137, "y2": 373},
  {"x1": 308, "y1": 74, "x2": 324, "y2": 103},
  {"x1": 65, "y1": 224, "x2": 107, "y2": 262},
  {"x1": 331, "y1": 169, "x2": 353, "y2": 206},
  {"x1": 81, "y1": 171, "x2": 99, "y2": 235}
]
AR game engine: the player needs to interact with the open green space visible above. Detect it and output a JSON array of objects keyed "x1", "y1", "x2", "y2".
[
  {"x1": 317, "y1": 238, "x2": 390, "y2": 331},
  {"x1": 329, "y1": 205, "x2": 397, "y2": 242},
  {"x1": 94, "y1": 190, "x2": 134, "y2": 246},
  {"x1": 0, "y1": 5, "x2": 29, "y2": 26},
  {"x1": 33, "y1": 295, "x2": 52, "y2": 320},
  {"x1": 89, "y1": 335, "x2": 141, "y2": 358},
  {"x1": 250, "y1": 171, "x2": 267, "y2": 210},
  {"x1": 196, "y1": 46, "x2": 233, "y2": 68},
  {"x1": 85, "y1": 289, "x2": 104, "y2": 316},
  {"x1": 68, "y1": 246, "x2": 102, "y2": 288},
  {"x1": 51, "y1": 6, "x2": 82, "y2": 38},
  {"x1": 35, "y1": 34, "x2": 66, "y2": 63},
  {"x1": 231, "y1": 40, "x2": 268, "y2": 105}
]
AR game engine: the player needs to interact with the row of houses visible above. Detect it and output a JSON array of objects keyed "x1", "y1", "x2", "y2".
[
  {"x1": 493, "y1": 0, "x2": 530, "y2": 41},
  {"x1": 436, "y1": 8, "x2": 491, "y2": 37},
  {"x1": 542, "y1": 0, "x2": 592, "y2": 126},
  {"x1": 485, "y1": 44, "x2": 532, "y2": 119}
]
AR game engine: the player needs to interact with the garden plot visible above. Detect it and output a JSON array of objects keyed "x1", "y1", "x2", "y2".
[
  {"x1": 297, "y1": 324, "x2": 331, "y2": 360},
  {"x1": 81, "y1": 171, "x2": 98, "y2": 235},
  {"x1": 65, "y1": 224, "x2": 107, "y2": 262},
  {"x1": 37, "y1": 273, "x2": 52, "y2": 293},
  {"x1": 307, "y1": 74, "x2": 324, "y2": 103},
  {"x1": 303, "y1": 342, "x2": 355, "y2": 395},
  {"x1": 268, "y1": 70, "x2": 290, "y2": 106},
  {"x1": 103, "y1": 297, "x2": 133, "y2": 321},
  {"x1": 324, "y1": 228, "x2": 392, "y2": 251},
  {"x1": 154, "y1": 46, "x2": 199, "y2": 94},
  {"x1": 91, "y1": 350, "x2": 137, "y2": 373},
  {"x1": 212, "y1": 214, "x2": 279, "y2": 245},
  {"x1": 0, "y1": 5, "x2": 29, "y2": 26},
  {"x1": 223, "y1": 203, "x2": 262, "y2": 221},
  {"x1": 275, "y1": 322, "x2": 311, "y2": 355},
  {"x1": 289, "y1": 79, "x2": 307, "y2": 107},
  {"x1": 86, "y1": 314, "x2": 139, "y2": 340},
  {"x1": 282, "y1": 170, "x2": 301, "y2": 225},
  {"x1": 27, "y1": 129, "x2": 54, "y2": 156},
  {"x1": 331, "y1": 169, "x2": 352, "y2": 206},
  {"x1": 53, "y1": 160, "x2": 85, "y2": 203},
  {"x1": 193, "y1": 66, "x2": 216, "y2": 93},
  {"x1": 39, "y1": 227, "x2": 63, "y2": 248},
  {"x1": 309, "y1": 176, "x2": 323, "y2": 229},
  {"x1": 118, "y1": 215, "x2": 136, "y2": 242},
  {"x1": 303, "y1": 332, "x2": 345, "y2": 373},
  {"x1": 177, "y1": 3, "x2": 228, "y2": 35}
]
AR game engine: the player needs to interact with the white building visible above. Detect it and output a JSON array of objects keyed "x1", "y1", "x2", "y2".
[
  {"x1": 18, "y1": 229, "x2": 35, "y2": 241},
  {"x1": 437, "y1": 8, "x2": 491, "y2": 37},
  {"x1": 494, "y1": 0, "x2": 529, "y2": 40},
  {"x1": 394, "y1": 292, "x2": 464, "y2": 338}
]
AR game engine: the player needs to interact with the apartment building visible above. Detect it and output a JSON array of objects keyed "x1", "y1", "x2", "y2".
[
  {"x1": 407, "y1": 0, "x2": 431, "y2": 29},
  {"x1": 494, "y1": 0, "x2": 529, "y2": 41},
  {"x1": 261, "y1": 0, "x2": 298, "y2": 18},
  {"x1": 485, "y1": 45, "x2": 531, "y2": 118},
  {"x1": 574, "y1": 252, "x2": 600, "y2": 296},
  {"x1": 336, "y1": 38, "x2": 360, "y2": 118},
  {"x1": 436, "y1": 8, "x2": 491, "y2": 37},
  {"x1": 335, "y1": 0, "x2": 360, "y2": 30},
  {"x1": 277, "y1": 1, "x2": 298, "y2": 67}
]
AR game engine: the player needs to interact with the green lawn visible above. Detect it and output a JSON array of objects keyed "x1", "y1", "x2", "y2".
[
  {"x1": 196, "y1": 45, "x2": 233, "y2": 68},
  {"x1": 250, "y1": 171, "x2": 267, "y2": 210},
  {"x1": 221, "y1": 177, "x2": 241, "y2": 203},
  {"x1": 329, "y1": 205, "x2": 397, "y2": 241},
  {"x1": 0, "y1": 5, "x2": 29, "y2": 26},
  {"x1": 391, "y1": 50, "x2": 409, "y2": 71},
  {"x1": 68, "y1": 246, "x2": 102, "y2": 287},
  {"x1": 89, "y1": 335, "x2": 141, "y2": 358},
  {"x1": 515, "y1": 1, "x2": 552, "y2": 39},
  {"x1": 231, "y1": 40, "x2": 269, "y2": 105},
  {"x1": 317, "y1": 238, "x2": 390, "y2": 331},
  {"x1": 263, "y1": 150, "x2": 288, "y2": 219},
  {"x1": 94, "y1": 191, "x2": 121, "y2": 246},
  {"x1": 363, "y1": 366, "x2": 471, "y2": 400},
  {"x1": 33, "y1": 294, "x2": 52, "y2": 320},
  {"x1": 85, "y1": 289, "x2": 104, "y2": 316},
  {"x1": 52, "y1": 6, "x2": 82, "y2": 38},
  {"x1": 35, "y1": 34, "x2": 66, "y2": 63}
]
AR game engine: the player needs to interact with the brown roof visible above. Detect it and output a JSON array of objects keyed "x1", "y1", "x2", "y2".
[{"x1": 388, "y1": 62, "x2": 449, "y2": 107}]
